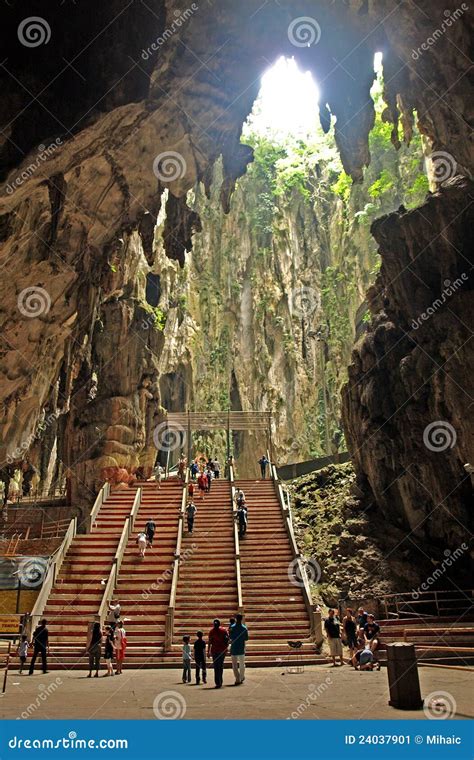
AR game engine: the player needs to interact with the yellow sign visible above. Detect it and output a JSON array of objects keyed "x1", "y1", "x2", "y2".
[{"x1": 0, "y1": 616, "x2": 20, "y2": 634}]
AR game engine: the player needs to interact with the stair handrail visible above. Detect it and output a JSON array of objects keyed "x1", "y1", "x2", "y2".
[
  {"x1": 89, "y1": 482, "x2": 110, "y2": 532},
  {"x1": 28, "y1": 516, "x2": 77, "y2": 637},
  {"x1": 129, "y1": 486, "x2": 141, "y2": 532},
  {"x1": 98, "y1": 562, "x2": 118, "y2": 626},
  {"x1": 270, "y1": 464, "x2": 322, "y2": 644},
  {"x1": 165, "y1": 471, "x2": 188, "y2": 650},
  {"x1": 97, "y1": 487, "x2": 142, "y2": 624},
  {"x1": 229, "y1": 464, "x2": 244, "y2": 614}
]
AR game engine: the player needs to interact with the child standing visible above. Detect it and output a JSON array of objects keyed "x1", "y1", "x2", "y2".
[
  {"x1": 104, "y1": 625, "x2": 115, "y2": 676},
  {"x1": 182, "y1": 635, "x2": 192, "y2": 683},
  {"x1": 17, "y1": 634, "x2": 29, "y2": 674},
  {"x1": 194, "y1": 630, "x2": 207, "y2": 684}
]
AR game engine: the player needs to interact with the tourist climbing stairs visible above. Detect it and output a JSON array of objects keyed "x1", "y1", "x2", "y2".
[{"x1": 111, "y1": 479, "x2": 182, "y2": 666}]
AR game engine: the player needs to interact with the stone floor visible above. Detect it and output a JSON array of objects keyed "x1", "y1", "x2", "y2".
[{"x1": 1, "y1": 665, "x2": 472, "y2": 720}]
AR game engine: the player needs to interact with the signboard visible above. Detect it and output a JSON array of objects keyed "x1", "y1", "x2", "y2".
[{"x1": 0, "y1": 615, "x2": 20, "y2": 634}]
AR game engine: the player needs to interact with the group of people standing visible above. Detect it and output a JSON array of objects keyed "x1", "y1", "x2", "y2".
[
  {"x1": 182, "y1": 615, "x2": 249, "y2": 688},
  {"x1": 86, "y1": 602, "x2": 127, "y2": 677},
  {"x1": 324, "y1": 607, "x2": 381, "y2": 670}
]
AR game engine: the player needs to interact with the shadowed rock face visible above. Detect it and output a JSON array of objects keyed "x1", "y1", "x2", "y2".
[
  {"x1": 0, "y1": 0, "x2": 472, "y2": 535},
  {"x1": 342, "y1": 177, "x2": 474, "y2": 551}
]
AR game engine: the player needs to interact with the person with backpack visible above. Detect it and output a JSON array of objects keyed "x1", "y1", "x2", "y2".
[
  {"x1": 145, "y1": 518, "x2": 156, "y2": 546},
  {"x1": 186, "y1": 501, "x2": 197, "y2": 534},
  {"x1": 213, "y1": 458, "x2": 220, "y2": 479},
  {"x1": 258, "y1": 454, "x2": 269, "y2": 479},
  {"x1": 207, "y1": 618, "x2": 229, "y2": 688},
  {"x1": 205, "y1": 466, "x2": 213, "y2": 493}
]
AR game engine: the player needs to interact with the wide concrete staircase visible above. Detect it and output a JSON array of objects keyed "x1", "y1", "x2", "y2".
[
  {"x1": 173, "y1": 479, "x2": 238, "y2": 644},
  {"x1": 34, "y1": 473, "x2": 327, "y2": 669},
  {"x1": 236, "y1": 478, "x2": 320, "y2": 666},
  {"x1": 111, "y1": 479, "x2": 182, "y2": 666},
  {"x1": 43, "y1": 487, "x2": 138, "y2": 668}
]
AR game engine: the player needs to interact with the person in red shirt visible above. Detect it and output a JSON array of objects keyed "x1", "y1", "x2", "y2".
[
  {"x1": 207, "y1": 618, "x2": 229, "y2": 688},
  {"x1": 197, "y1": 471, "x2": 208, "y2": 500}
]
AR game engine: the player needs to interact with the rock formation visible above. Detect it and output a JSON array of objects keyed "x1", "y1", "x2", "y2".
[{"x1": 0, "y1": 0, "x2": 472, "y2": 567}]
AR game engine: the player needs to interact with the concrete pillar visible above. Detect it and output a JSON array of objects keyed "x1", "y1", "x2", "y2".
[{"x1": 386, "y1": 642, "x2": 423, "y2": 710}]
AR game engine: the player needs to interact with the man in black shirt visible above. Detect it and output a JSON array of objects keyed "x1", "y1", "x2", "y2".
[
  {"x1": 324, "y1": 609, "x2": 344, "y2": 666},
  {"x1": 145, "y1": 519, "x2": 156, "y2": 546},
  {"x1": 363, "y1": 615, "x2": 381, "y2": 653},
  {"x1": 29, "y1": 618, "x2": 49, "y2": 674}
]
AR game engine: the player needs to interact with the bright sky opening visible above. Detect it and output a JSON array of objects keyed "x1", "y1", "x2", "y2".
[{"x1": 243, "y1": 56, "x2": 320, "y2": 141}]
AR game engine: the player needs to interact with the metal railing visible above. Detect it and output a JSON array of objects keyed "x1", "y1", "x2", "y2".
[
  {"x1": 88, "y1": 481, "x2": 111, "y2": 532},
  {"x1": 164, "y1": 472, "x2": 188, "y2": 651},
  {"x1": 98, "y1": 488, "x2": 142, "y2": 625},
  {"x1": 269, "y1": 456, "x2": 322, "y2": 645},
  {"x1": 229, "y1": 464, "x2": 244, "y2": 614},
  {"x1": 27, "y1": 516, "x2": 77, "y2": 637}
]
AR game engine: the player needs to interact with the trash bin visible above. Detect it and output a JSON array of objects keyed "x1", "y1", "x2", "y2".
[{"x1": 386, "y1": 642, "x2": 423, "y2": 709}]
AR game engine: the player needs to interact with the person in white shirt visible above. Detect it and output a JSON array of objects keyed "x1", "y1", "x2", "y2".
[{"x1": 137, "y1": 532, "x2": 147, "y2": 557}]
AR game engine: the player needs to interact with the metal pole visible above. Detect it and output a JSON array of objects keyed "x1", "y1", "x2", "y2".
[{"x1": 226, "y1": 409, "x2": 231, "y2": 470}]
